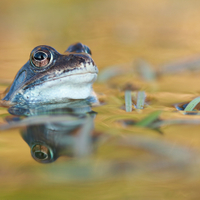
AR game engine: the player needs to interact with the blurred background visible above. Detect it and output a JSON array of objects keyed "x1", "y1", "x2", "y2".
[
  {"x1": 1, "y1": 0, "x2": 200, "y2": 78},
  {"x1": 1, "y1": 0, "x2": 200, "y2": 200}
]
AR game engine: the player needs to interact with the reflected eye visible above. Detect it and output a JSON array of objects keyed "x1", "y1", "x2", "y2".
[
  {"x1": 30, "y1": 49, "x2": 52, "y2": 68},
  {"x1": 31, "y1": 144, "x2": 54, "y2": 163},
  {"x1": 34, "y1": 151, "x2": 48, "y2": 160}
]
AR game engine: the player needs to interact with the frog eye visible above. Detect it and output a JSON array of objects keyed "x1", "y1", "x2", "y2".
[
  {"x1": 30, "y1": 47, "x2": 53, "y2": 69},
  {"x1": 31, "y1": 50, "x2": 50, "y2": 68}
]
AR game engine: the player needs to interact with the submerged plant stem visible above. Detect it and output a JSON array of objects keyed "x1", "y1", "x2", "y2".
[
  {"x1": 125, "y1": 90, "x2": 132, "y2": 112},
  {"x1": 136, "y1": 91, "x2": 146, "y2": 110}
]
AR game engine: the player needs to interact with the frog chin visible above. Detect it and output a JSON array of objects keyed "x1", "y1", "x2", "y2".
[{"x1": 19, "y1": 72, "x2": 98, "y2": 103}]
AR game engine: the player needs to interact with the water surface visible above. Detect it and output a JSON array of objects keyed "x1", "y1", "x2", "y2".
[{"x1": 1, "y1": 0, "x2": 200, "y2": 199}]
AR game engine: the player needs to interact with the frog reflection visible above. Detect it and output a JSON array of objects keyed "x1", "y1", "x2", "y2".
[
  {"x1": 22, "y1": 112, "x2": 97, "y2": 164},
  {"x1": 8, "y1": 102, "x2": 98, "y2": 163},
  {"x1": 1, "y1": 43, "x2": 98, "y2": 106}
]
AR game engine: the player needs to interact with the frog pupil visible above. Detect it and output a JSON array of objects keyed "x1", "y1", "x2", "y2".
[{"x1": 34, "y1": 52, "x2": 47, "y2": 61}]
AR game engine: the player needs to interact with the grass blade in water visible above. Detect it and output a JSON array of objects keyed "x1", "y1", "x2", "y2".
[
  {"x1": 125, "y1": 90, "x2": 132, "y2": 112},
  {"x1": 184, "y1": 97, "x2": 200, "y2": 111},
  {"x1": 135, "y1": 110, "x2": 162, "y2": 127},
  {"x1": 136, "y1": 91, "x2": 146, "y2": 110},
  {"x1": 135, "y1": 59, "x2": 156, "y2": 81}
]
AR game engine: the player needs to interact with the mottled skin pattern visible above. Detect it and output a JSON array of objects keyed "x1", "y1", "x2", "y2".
[{"x1": 1, "y1": 43, "x2": 98, "y2": 106}]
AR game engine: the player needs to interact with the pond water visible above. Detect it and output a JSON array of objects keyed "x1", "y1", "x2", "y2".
[{"x1": 1, "y1": 0, "x2": 200, "y2": 199}]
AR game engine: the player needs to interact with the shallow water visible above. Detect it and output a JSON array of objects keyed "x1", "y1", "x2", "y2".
[{"x1": 1, "y1": 0, "x2": 200, "y2": 199}]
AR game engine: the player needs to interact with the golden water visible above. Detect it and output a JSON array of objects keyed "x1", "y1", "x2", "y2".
[{"x1": 1, "y1": 0, "x2": 200, "y2": 199}]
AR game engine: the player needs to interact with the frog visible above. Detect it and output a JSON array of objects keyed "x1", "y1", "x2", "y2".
[{"x1": 1, "y1": 43, "x2": 98, "y2": 106}]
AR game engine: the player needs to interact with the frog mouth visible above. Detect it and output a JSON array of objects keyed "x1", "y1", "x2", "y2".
[
  {"x1": 44, "y1": 71, "x2": 98, "y2": 87},
  {"x1": 58, "y1": 62, "x2": 98, "y2": 78},
  {"x1": 54, "y1": 71, "x2": 98, "y2": 80},
  {"x1": 48, "y1": 70, "x2": 98, "y2": 85}
]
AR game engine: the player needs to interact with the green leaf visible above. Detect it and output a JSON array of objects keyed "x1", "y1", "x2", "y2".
[
  {"x1": 184, "y1": 97, "x2": 200, "y2": 111},
  {"x1": 135, "y1": 111, "x2": 162, "y2": 127}
]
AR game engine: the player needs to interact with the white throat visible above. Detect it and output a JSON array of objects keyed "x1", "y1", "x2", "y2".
[{"x1": 19, "y1": 73, "x2": 97, "y2": 104}]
